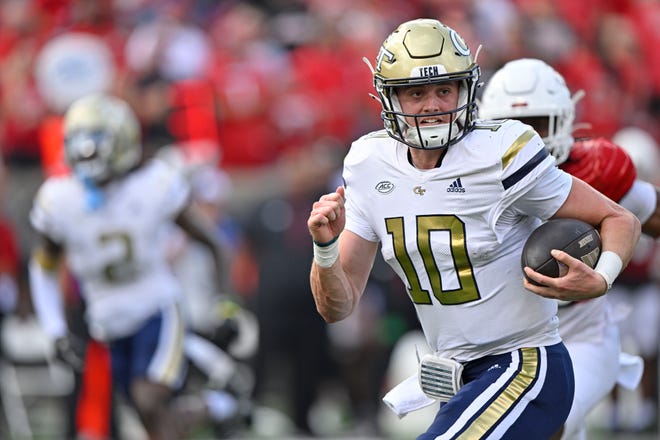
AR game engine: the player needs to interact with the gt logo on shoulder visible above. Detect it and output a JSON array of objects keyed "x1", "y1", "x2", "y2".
[{"x1": 419, "y1": 353, "x2": 464, "y2": 402}]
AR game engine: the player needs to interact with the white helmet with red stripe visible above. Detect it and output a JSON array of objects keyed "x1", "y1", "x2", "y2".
[{"x1": 479, "y1": 58, "x2": 579, "y2": 165}]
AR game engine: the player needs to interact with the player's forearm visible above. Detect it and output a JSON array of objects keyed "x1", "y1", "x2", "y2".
[
  {"x1": 599, "y1": 207, "x2": 641, "y2": 268},
  {"x1": 310, "y1": 261, "x2": 358, "y2": 323}
]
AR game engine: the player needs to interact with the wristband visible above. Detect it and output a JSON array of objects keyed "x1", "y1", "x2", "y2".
[
  {"x1": 313, "y1": 236, "x2": 339, "y2": 247},
  {"x1": 313, "y1": 237, "x2": 339, "y2": 268},
  {"x1": 594, "y1": 251, "x2": 623, "y2": 291}
]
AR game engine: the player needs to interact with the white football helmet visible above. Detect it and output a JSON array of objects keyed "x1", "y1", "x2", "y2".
[
  {"x1": 370, "y1": 19, "x2": 481, "y2": 149},
  {"x1": 479, "y1": 58, "x2": 579, "y2": 164},
  {"x1": 63, "y1": 93, "x2": 142, "y2": 184}
]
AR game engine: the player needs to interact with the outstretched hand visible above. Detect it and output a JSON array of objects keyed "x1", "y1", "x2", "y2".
[
  {"x1": 307, "y1": 186, "x2": 346, "y2": 244},
  {"x1": 523, "y1": 249, "x2": 609, "y2": 301}
]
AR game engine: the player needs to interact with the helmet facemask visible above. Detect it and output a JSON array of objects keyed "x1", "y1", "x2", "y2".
[
  {"x1": 537, "y1": 110, "x2": 574, "y2": 164},
  {"x1": 379, "y1": 77, "x2": 476, "y2": 149},
  {"x1": 65, "y1": 129, "x2": 116, "y2": 183}
]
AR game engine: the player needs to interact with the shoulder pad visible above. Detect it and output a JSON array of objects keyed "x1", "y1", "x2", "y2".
[{"x1": 560, "y1": 138, "x2": 637, "y2": 202}]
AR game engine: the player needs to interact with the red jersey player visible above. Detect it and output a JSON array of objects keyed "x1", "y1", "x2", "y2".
[{"x1": 480, "y1": 58, "x2": 660, "y2": 439}]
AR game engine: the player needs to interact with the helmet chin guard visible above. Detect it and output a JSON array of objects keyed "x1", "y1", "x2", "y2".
[{"x1": 406, "y1": 122, "x2": 460, "y2": 149}]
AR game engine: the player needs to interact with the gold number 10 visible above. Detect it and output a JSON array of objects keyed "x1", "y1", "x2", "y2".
[{"x1": 385, "y1": 215, "x2": 481, "y2": 305}]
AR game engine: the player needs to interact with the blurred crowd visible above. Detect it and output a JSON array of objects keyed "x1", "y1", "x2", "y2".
[{"x1": 0, "y1": 0, "x2": 659, "y2": 438}]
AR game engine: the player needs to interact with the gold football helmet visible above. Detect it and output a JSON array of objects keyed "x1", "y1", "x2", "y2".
[
  {"x1": 371, "y1": 19, "x2": 480, "y2": 149},
  {"x1": 63, "y1": 93, "x2": 142, "y2": 184}
]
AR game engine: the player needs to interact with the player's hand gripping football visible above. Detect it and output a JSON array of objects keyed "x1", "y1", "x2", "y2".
[
  {"x1": 523, "y1": 249, "x2": 609, "y2": 301},
  {"x1": 307, "y1": 186, "x2": 346, "y2": 244}
]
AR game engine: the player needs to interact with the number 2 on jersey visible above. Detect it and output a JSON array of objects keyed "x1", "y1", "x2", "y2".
[
  {"x1": 99, "y1": 231, "x2": 136, "y2": 282},
  {"x1": 386, "y1": 215, "x2": 481, "y2": 305}
]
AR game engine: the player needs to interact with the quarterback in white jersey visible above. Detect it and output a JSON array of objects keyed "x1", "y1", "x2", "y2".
[
  {"x1": 307, "y1": 19, "x2": 641, "y2": 440},
  {"x1": 480, "y1": 58, "x2": 660, "y2": 440},
  {"x1": 28, "y1": 94, "x2": 227, "y2": 440},
  {"x1": 345, "y1": 120, "x2": 566, "y2": 361}
]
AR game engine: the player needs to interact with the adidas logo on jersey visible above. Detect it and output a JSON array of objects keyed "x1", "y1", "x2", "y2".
[{"x1": 447, "y1": 178, "x2": 466, "y2": 193}]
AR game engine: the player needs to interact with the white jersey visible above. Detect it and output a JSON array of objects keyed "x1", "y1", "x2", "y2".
[
  {"x1": 344, "y1": 119, "x2": 572, "y2": 362},
  {"x1": 30, "y1": 159, "x2": 190, "y2": 340}
]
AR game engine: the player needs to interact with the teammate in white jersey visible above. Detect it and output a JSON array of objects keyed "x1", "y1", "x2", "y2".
[
  {"x1": 307, "y1": 19, "x2": 641, "y2": 439},
  {"x1": 28, "y1": 94, "x2": 227, "y2": 440},
  {"x1": 480, "y1": 57, "x2": 660, "y2": 440}
]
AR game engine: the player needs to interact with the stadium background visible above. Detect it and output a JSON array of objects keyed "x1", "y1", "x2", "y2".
[{"x1": 0, "y1": 0, "x2": 658, "y2": 438}]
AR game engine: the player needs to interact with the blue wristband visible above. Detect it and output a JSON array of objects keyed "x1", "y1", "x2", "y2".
[{"x1": 313, "y1": 236, "x2": 339, "y2": 247}]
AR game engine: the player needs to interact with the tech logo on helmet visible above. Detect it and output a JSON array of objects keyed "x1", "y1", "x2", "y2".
[{"x1": 412, "y1": 65, "x2": 447, "y2": 78}]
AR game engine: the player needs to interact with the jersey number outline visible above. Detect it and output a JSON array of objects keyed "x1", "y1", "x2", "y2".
[{"x1": 385, "y1": 215, "x2": 480, "y2": 305}]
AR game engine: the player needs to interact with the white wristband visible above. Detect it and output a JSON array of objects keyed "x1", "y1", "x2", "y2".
[
  {"x1": 313, "y1": 237, "x2": 339, "y2": 268},
  {"x1": 594, "y1": 251, "x2": 623, "y2": 291}
]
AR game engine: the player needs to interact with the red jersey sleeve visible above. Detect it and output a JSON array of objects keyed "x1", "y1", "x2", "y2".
[{"x1": 560, "y1": 138, "x2": 637, "y2": 203}]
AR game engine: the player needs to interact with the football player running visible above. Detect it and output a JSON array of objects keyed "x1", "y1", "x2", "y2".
[
  {"x1": 28, "y1": 94, "x2": 232, "y2": 440},
  {"x1": 307, "y1": 19, "x2": 641, "y2": 440},
  {"x1": 480, "y1": 58, "x2": 660, "y2": 440}
]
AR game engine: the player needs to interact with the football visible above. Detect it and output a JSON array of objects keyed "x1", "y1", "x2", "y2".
[{"x1": 521, "y1": 219, "x2": 602, "y2": 286}]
